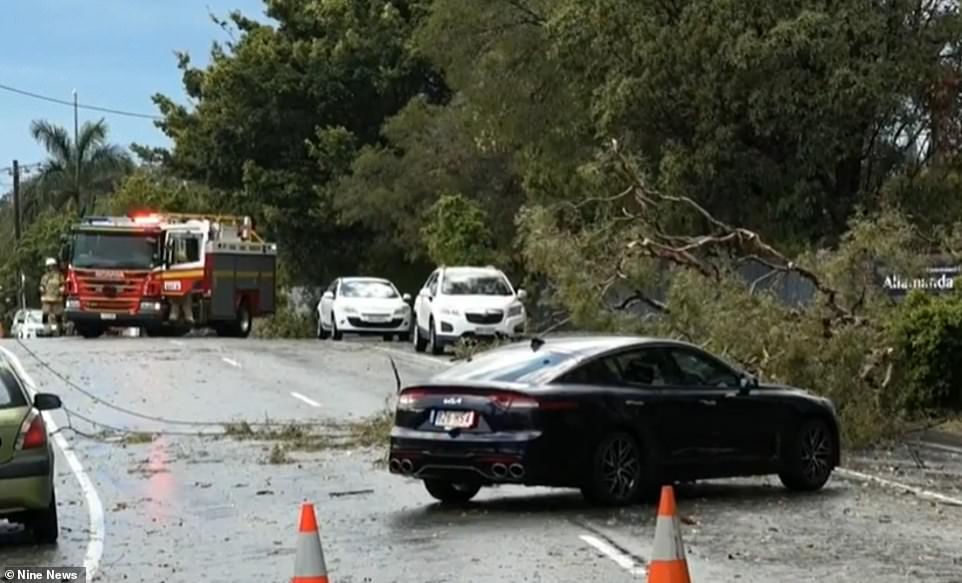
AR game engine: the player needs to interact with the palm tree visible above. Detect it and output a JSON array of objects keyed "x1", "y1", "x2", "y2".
[{"x1": 29, "y1": 118, "x2": 133, "y2": 215}]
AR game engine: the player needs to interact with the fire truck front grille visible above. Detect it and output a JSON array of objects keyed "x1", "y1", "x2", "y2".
[
  {"x1": 84, "y1": 299, "x2": 138, "y2": 312},
  {"x1": 74, "y1": 273, "x2": 148, "y2": 312}
]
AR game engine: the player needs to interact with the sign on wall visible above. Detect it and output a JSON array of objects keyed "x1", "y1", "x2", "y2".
[{"x1": 880, "y1": 266, "x2": 960, "y2": 296}]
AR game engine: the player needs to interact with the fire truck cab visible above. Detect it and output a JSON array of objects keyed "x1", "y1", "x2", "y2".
[{"x1": 62, "y1": 212, "x2": 276, "y2": 338}]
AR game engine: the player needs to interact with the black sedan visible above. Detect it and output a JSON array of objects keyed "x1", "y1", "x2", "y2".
[{"x1": 388, "y1": 335, "x2": 841, "y2": 506}]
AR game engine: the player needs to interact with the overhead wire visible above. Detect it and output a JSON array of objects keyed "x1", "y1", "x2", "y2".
[
  {"x1": 62, "y1": 406, "x2": 224, "y2": 440},
  {"x1": 0, "y1": 82, "x2": 163, "y2": 120},
  {"x1": 0, "y1": 163, "x2": 44, "y2": 175}
]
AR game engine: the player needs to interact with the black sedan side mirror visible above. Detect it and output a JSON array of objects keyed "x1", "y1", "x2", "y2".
[
  {"x1": 34, "y1": 393, "x2": 62, "y2": 411},
  {"x1": 738, "y1": 375, "x2": 758, "y2": 395}
]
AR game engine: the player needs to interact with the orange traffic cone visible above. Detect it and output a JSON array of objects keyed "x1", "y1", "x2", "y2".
[
  {"x1": 647, "y1": 485, "x2": 691, "y2": 583},
  {"x1": 292, "y1": 503, "x2": 330, "y2": 583}
]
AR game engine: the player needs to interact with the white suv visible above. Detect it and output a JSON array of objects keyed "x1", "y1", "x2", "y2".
[{"x1": 412, "y1": 266, "x2": 527, "y2": 354}]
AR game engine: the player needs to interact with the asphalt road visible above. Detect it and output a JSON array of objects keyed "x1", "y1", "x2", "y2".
[{"x1": 2, "y1": 336, "x2": 962, "y2": 582}]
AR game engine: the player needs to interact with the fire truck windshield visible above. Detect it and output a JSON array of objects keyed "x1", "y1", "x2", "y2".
[{"x1": 71, "y1": 231, "x2": 158, "y2": 269}]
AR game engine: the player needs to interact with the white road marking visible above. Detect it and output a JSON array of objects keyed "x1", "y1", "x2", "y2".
[
  {"x1": 169, "y1": 340, "x2": 186, "y2": 347},
  {"x1": 221, "y1": 357, "x2": 241, "y2": 368},
  {"x1": 579, "y1": 534, "x2": 647, "y2": 576},
  {"x1": 837, "y1": 467, "x2": 962, "y2": 507},
  {"x1": 290, "y1": 392, "x2": 321, "y2": 408},
  {"x1": 0, "y1": 346, "x2": 105, "y2": 582}
]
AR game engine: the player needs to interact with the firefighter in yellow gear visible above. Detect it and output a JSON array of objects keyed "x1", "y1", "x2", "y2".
[
  {"x1": 39, "y1": 258, "x2": 65, "y2": 335},
  {"x1": 169, "y1": 292, "x2": 195, "y2": 324}
]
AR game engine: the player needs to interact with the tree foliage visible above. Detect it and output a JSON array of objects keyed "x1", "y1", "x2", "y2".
[
  {"x1": 152, "y1": 0, "x2": 445, "y2": 284},
  {"x1": 102, "y1": 169, "x2": 223, "y2": 216},
  {"x1": 29, "y1": 119, "x2": 133, "y2": 215},
  {"x1": 0, "y1": 210, "x2": 79, "y2": 309},
  {"x1": 420, "y1": 193, "x2": 495, "y2": 266},
  {"x1": 548, "y1": 0, "x2": 962, "y2": 246}
]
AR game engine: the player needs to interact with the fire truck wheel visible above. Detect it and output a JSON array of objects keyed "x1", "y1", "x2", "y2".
[
  {"x1": 235, "y1": 302, "x2": 252, "y2": 338},
  {"x1": 76, "y1": 325, "x2": 104, "y2": 339}
]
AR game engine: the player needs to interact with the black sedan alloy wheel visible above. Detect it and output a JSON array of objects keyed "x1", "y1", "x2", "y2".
[
  {"x1": 779, "y1": 418, "x2": 835, "y2": 491},
  {"x1": 583, "y1": 432, "x2": 643, "y2": 506},
  {"x1": 801, "y1": 422, "x2": 833, "y2": 482}
]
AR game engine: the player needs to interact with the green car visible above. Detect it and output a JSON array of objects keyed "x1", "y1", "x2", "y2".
[{"x1": 0, "y1": 364, "x2": 62, "y2": 543}]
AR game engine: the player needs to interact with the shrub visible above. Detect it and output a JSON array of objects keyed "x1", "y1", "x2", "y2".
[
  {"x1": 421, "y1": 192, "x2": 495, "y2": 266},
  {"x1": 887, "y1": 291, "x2": 962, "y2": 414},
  {"x1": 254, "y1": 306, "x2": 315, "y2": 339}
]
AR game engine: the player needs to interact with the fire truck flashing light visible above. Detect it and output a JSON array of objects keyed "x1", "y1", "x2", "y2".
[{"x1": 129, "y1": 211, "x2": 164, "y2": 225}]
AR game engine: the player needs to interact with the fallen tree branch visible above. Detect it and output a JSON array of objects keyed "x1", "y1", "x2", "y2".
[
  {"x1": 612, "y1": 290, "x2": 671, "y2": 314},
  {"x1": 607, "y1": 145, "x2": 862, "y2": 326}
]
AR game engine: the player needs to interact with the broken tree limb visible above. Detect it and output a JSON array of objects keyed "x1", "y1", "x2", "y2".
[
  {"x1": 612, "y1": 289, "x2": 671, "y2": 314},
  {"x1": 607, "y1": 145, "x2": 863, "y2": 326}
]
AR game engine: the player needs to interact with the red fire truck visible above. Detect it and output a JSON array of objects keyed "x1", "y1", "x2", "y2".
[{"x1": 61, "y1": 212, "x2": 277, "y2": 339}]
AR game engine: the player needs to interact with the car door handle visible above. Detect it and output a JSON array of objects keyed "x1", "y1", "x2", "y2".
[
  {"x1": 625, "y1": 400, "x2": 646, "y2": 407},
  {"x1": 699, "y1": 399, "x2": 717, "y2": 406}
]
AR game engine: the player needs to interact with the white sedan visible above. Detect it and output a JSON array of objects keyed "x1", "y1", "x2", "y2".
[
  {"x1": 317, "y1": 277, "x2": 413, "y2": 341},
  {"x1": 11, "y1": 309, "x2": 56, "y2": 338}
]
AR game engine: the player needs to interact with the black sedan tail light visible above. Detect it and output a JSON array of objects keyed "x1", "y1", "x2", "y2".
[{"x1": 397, "y1": 387, "x2": 576, "y2": 412}]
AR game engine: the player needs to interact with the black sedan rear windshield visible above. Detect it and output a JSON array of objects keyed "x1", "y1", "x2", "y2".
[
  {"x1": 433, "y1": 348, "x2": 575, "y2": 384},
  {"x1": 0, "y1": 367, "x2": 28, "y2": 409}
]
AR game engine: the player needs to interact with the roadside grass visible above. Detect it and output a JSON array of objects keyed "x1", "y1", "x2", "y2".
[
  {"x1": 223, "y1": 421, "x2": 255, "y2": 438},
  {"x1": 266, "y1": 443, "x2": 292, "y2": 464},
  {"x1": 119, "y1": 432, "x2": 155, "y2": 445},
  {"x1": 349, "y1": 409, "x2": 393, "y2": 449}
]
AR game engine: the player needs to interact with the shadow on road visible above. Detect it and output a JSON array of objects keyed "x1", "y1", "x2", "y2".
[
  {"x1": 391, "y1": 479, "x2": 849, "y2": 530},
  {"x1": 0, "y1": 521, "x2": 55, "y2": 550}
]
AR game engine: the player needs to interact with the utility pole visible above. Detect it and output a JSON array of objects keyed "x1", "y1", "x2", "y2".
[
  {"x1": 73, "y1": 89, "x2": 80, "y2": 206},
  {"x1": 12, "y1": 160, "x2": 21, "y2": 241},
  {"x1": 12, "y1": 160, "x2": 24, "y2": 310}
]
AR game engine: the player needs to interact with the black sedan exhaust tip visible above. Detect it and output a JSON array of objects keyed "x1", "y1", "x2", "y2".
[
  {"x1": 509, "y1": 463, "x2": 525, "y2": 479},
  {"x1": 491, "y1": 463, "x2": 508, "y2": 478},
  {"x1": 400, "y1": 459, "x2": 414, "y2": 474},
  {"x1": 389, "y1": 458, "x2": 402, "y2": 473}
]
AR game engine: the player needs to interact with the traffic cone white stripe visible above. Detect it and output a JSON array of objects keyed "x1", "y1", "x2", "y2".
[
  {"x1": 650, "y1": 515, "x2": 686, "y2": 561},
  {"x1": 292, "y1": 503, "x2": 329, "y2": 583},
  {"x1": 294, "y1": 531, "x2": 328, "y2": 578},
  {"x1": 647, "y1": 486, "x2": 691, "y2": 583}
]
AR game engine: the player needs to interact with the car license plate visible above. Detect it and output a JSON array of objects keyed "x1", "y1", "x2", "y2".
[
  {"x1": 100, "y1": 313, "x2": 117, "y2": 320},
  {"x1": 434, "y1": 410, "x2": 474, "y2": 428},
  {"x1": 475, "y1": 326, "x2": 495, "y2": 335},
  {"x1": 366, "y1": 316, "x2": 389, "y2": 323}
]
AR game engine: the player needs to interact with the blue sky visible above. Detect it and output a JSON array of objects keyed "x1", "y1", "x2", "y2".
[{"x1": 0, "y1": 0, "x2": 267, "y2": 188}]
